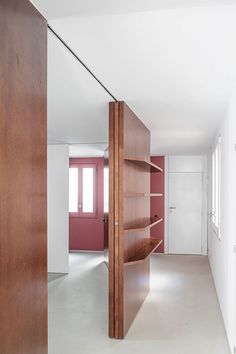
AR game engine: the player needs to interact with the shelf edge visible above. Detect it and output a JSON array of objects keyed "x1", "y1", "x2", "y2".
[
  {"x1": 124, "y1": 238, "x2": 163, "y2": 266},
  {"x1": 124, "y1": 156, "x2": 163, "y2": 173},
  {"x1": 124, "y1": 217, "x2": 163, "y2": 233}
]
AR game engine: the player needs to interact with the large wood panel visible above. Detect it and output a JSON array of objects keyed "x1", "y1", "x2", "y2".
[
  {"x1": 109, "y1": 102, "x2": 162, "y2": 338},
  {"x1": 0, "y1": 0, "x2": 47, "y2": 353}
]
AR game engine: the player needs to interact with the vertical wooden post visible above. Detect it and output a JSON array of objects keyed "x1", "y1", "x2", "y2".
[{"x1": 0, "y1": 0, "x2": 47, "y2": 353}]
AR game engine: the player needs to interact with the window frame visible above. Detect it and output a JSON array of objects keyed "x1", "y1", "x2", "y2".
[
  {"x1": 69, "y1": 162, "x2": 98, "y2": 219},
  {"x1": 211, "y1": 136, "x2": 221, "y2": 239}
]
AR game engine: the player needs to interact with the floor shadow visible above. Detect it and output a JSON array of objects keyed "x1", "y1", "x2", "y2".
[{"x1": 48, "y1": 273, "x2": 67, "y2": 283}]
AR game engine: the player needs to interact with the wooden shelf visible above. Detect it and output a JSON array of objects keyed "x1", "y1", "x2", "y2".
[
  {"x1": 124, "y1": 217, "x2": 163, "y2": 233},
  {"x1": 124, "y1": 156, "x2": 163, "y2": 173},
  {"x1": 124, "y1": 238, "x2": 163, "y2": 266},
  {"x1": 124, "y1": 192, "x2": 163, "y2": 197}
]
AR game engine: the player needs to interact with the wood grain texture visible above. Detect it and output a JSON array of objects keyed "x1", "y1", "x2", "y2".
[
  {"x1": 124, "y1": 193, "x2": 163, "y2": 197},
  {"x1": 109, "y1": 102, "x2": 163, "y2": 339},
  {"x1": 124, "y1": 238, "x2": 163, "y2": 265},
  {"x1": 124, "y1": 217, "x2": 163, "y2": 232},
  {"x1": 109, "y1": 102, "x2": 124, "y2": 338},
  {"x1": 108, "y1": 102, "x2": 116, "y2": 338},
  {"x1": 0, "y1": 0, "x2": 47, "y2": 353},
  {"x1": 122, "y1": 102, "x2": 150, "y2": 336},
  {"x1": 124, "y1": 157, "x2": 163, "y2": 172}
]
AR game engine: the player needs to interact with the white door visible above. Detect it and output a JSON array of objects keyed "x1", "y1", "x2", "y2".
[{"x1": 168, "y1": 172, "x2": 202, "y2": 254}]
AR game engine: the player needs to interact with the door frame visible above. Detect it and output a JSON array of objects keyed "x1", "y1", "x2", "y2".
[
  {"x1": 69, "y1": 157, "x2": 105, "y2": 251},
  {"x1": 164, "y1": 156, "x2": 208, "y2": 255}
]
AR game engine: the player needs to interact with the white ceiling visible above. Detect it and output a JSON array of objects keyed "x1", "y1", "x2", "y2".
[
  {"x1": 33, "y1": 1, "x2": 236, "y2": 155},
  {"x1": 32, "y1": 0, "x2": 236, "y2": 19},
  {"x1": 47, "y1": 29, "x2": 110, "y2": 145},
  {"x1": 69, "y1": 144, "x2": 108, "y2": 158}
]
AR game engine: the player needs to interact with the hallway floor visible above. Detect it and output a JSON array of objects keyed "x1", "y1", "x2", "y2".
[{"x1": 48, "y1": 253, "x2": 230, "y2": 354}]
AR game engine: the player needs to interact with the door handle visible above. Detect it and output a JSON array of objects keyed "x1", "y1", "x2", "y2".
[
  {"x1": 209, "y1": 211, "x2": 216, "y2": 218},
  {"x1": 169, "y1": 206, "x2": 176, "y2": 210}
]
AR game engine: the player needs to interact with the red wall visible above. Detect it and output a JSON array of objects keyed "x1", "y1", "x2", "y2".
[
  {"x1": 69, "y1": 156, "x2": 164, "y2": 252},
  {"x1": 150, "y1": 156, "x2": 165, "y2": 253},
  {"x1": 69, "y1": 157, "x2": 104, "y2": 251}
]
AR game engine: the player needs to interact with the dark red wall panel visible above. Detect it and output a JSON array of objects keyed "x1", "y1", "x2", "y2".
[
  {"x1": 150, "y1": 156, "x2": 165, "y2": 253},
  {"x1": 69, "y1": 158, "x2": 104, "y2": 251}
]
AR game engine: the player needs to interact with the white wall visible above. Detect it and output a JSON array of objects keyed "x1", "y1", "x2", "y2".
[
  {"x1": 165, "y1": 155, "x2": 208, "y2": 255},
  {"x1": 47, "y1": 145, "x2": 69, "y2": 273},
  {"x1": 208, "y1": 88, "x2": 236, "y2": 353}
]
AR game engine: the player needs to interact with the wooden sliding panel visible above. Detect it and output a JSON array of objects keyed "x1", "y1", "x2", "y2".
[
  {"x1": 109, "y1": 102, "x2": 124, "y2": 338},
  {"x1": 0, "y1": 1, "x2": 47, "y2": 353},
  {"x1": 122, "y1": 103, "x2": 150, "y2": 335},
  {"x1": 109, "y1": 102, "x2": 162, "y2": 338}
]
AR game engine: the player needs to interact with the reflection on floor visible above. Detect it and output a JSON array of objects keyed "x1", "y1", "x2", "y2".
[{"x1": 48, "y1": 252, "x2": 230, "y2": 354}]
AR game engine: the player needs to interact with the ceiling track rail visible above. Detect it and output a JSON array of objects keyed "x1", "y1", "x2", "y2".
[{"x1": 47, "y1": 24, "x2": 118, "y2": 102}]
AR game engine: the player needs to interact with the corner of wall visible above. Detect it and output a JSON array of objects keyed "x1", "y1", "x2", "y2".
[{"x1": 47, "y1": 144, "x2": 69, "y2": 274}]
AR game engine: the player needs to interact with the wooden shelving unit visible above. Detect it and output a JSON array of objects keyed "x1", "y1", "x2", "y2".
[
  {"x1": 124, "y1": 192, "x2": 163, "y2": 197},
  {"x1": 124, "y1": 217, "x2": 163, "y2": 233},
  {"x1": 124, "y1": 238, "x2": 163, "y2": 266},
  {"x1": 109, "y1": 101, "x2": 165, "y2": 338},
  {"x1": 124, "y1": 156, "x2": 163, "y2": 173}
]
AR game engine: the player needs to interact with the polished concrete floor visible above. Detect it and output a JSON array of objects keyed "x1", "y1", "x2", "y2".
[{"x1": 48, "y1": 253, "x2": 230, "y2": 354}]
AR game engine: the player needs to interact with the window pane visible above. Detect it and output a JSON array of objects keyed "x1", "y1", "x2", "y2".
[
  {"x1": 212, "y1": 136, "x2": 221, "y2": 233},
  {"x1": 104, "y1": 167, "x2": 109, "y2": 213},
  {"x1": 69, "y1": 168, "x2": 78, "y2": 212},
  {"x1": 215, "y1": 145, "x2": 219, "y2": 227},
  {"x1": 217, "y1": 137, "x2": 221, "y2": 228},
  {"x1": 212, "y1": 151, "x2": 215, "y2": 223},
  {"x1": 83, "y1": 168, "x2": 94, "y2": 212}
]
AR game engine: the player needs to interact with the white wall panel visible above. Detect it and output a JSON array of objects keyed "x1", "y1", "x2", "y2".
[{"x1": 48, "y1": 144, "x2": 69, "y2": 273}]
